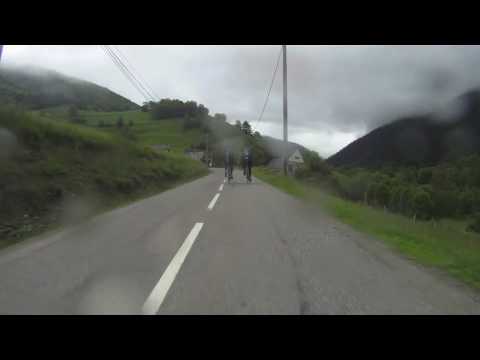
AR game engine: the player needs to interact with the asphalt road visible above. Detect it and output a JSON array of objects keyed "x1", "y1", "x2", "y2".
[{"x1": 1, "y1": 168, "x2": 480, "y2": 314}]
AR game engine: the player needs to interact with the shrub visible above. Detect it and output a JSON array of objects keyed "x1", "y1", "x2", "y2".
[
  {"x1": 411, "y1": 188, "x2": 434, "y2": 220},
  {"x1": 116, "y1": 117, "x2": 124, "y2": 129},
  {"x1": 467, "y1": 213, "x2": 480, "y2": 234}
]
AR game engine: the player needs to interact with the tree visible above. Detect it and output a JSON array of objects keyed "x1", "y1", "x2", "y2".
[
  {"x1": 388, "y1": 185, "x2": 403, "y2": 213},
  {"x1": 141, "y1": 102, "x2": 150, "y2": 112},
  {"x1": 431, "y1": 189, "x2": 458, "y2": 218},
  {"x1": 214, "y1": 113, "x2": 227, "y2": 122},
  {"x1": 458, "y1": 188, "x2": 477, "y2": 216},
  {"x1": 411, "y1": 188, "x2": 434, "y2": 220},
  {"x1": 116, "y1": 116, "x2": 124, "y2": 129},
  {"x1": 467, "y1": 213, "x2": 480, "y2": 234},
  {"x1": 242, "y1": 121, "x2": 252, "y2": 136},
  {"x1": 303, "y1": 150, "x2": 331, "y2": 175},
  {"x1": 197, "y1": 104, "x2": 209, "y2": 118},
  {"x1": 234, "y1": 120, "x2": 242, "y2": 132},
  {"x1": 185, "y1": 101, "x2": 198, "y2": 117},
  {"x1": 339, "y1": 170, "x2": 372, "y2": 202},
  {"x1": 68, "y1": 105, "x2": 79, "y2": 122},
  {"x1": 417, "y1": 167, "x2": 433, "y2": 184},
  {"x1": 375, "y1": 182, "x2": 390, "y2": 207},
  {"x1": 128, "y1": 120, "x2": 134, "y2": 127}
]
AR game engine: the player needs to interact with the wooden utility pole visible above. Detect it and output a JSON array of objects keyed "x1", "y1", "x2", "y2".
[
  {"x1": 206, "y1": 133, "x2": 209, "y2": 166},
  {"x1": 282, "y1": 45, "x2": 288, "y2": 176}
]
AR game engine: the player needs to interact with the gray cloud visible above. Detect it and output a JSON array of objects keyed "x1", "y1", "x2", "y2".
[{"x1": 3, "y1": 45, "x2": 480, "y2": 157}]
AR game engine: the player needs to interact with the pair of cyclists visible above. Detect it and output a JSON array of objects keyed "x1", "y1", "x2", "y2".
[{"x1": 224, "y1": 148, "x2": 253, "y2": 183}]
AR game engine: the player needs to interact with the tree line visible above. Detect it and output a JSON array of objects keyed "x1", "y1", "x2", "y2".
[
  {"x1": 328, "y1": 155, "x2": 480, "y2": 225},
  {"x1": 142, "y1": 99, "x2": 210, "y2": 121}
]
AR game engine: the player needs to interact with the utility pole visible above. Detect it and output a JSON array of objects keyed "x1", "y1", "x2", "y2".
[
  {"x1": 206, "y1": 133, "x2": 209, "y2": 166},
  {"x1": 282, "y1": 45, "x2": 288, "y2": 176}
]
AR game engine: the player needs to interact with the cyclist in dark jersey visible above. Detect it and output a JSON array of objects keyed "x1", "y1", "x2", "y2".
[
  {"x1": 224, "y1": 148, "x2": 234, "y2": 181},
  {"x1": 224, "y1": 149, "x2": 229, "y2": 178},
  {"x1": 242, "y1": 148, "x2": 253, "y2": 183}
]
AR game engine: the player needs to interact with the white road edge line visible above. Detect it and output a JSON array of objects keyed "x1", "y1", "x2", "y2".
[
  {"x1": 142, "y1": 222, "x2": 204, "y2": 315},
  {"x1": 219, "y1": 184, "x2": 224, "y2": 192},
  {"x1": 208, "y1": 193, "x2": 221, "y2": 211}
]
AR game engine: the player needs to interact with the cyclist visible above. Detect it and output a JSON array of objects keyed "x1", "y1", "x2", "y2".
[
  {"x1": 243, "y1": 148, "x2": 253, "y2": 183},
  {"x1": 224, "y1": 147, "x2": 234, "y2": 182}
]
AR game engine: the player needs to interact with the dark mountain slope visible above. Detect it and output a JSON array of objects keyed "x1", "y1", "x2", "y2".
[{"x1": 328, "y1": 89, "x2": 480, "y2": 168}]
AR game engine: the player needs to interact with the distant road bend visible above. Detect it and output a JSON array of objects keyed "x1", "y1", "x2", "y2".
[{"x1": 1, "y1": 169, "x2": 480, "y2": 314}]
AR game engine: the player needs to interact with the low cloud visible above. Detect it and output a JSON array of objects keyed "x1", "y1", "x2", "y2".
[{"x1": 4, "y1": 45, "x2": 480, "y2": 156}]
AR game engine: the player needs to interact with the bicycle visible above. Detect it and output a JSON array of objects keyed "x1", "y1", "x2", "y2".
[
  {"x1": 227, "y1": 165, "x2": 234, "y2": 183},
  {"x1": 245, "y1": 166, "x2": 252, "y2": 183}
]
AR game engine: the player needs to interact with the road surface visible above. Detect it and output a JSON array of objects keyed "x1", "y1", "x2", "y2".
[{"x1": 1, "y1": 168, "x2": 479, "y2": 314}]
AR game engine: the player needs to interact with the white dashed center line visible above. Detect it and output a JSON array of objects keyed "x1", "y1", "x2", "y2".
[
  {"x1": 142, "y1": 222, "x2": 204, "y2": 315},
  {"x1": 142, "y1": 176, "x2": 227, "y2": 314},
  {"x1": 208, "y1": 193, "x2": 221, "y2": 211}
]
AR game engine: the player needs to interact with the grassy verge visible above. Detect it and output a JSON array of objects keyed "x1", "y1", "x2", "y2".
[
  {"x1": 255, "y1": 167, "x2": 480, "y2": 289},
  {"x1": 0, "y1": 107, "x2": 208, "y2": 250}
]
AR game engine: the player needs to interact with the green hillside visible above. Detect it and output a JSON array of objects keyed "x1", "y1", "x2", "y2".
[
  {"x1": 31, "y1": 108, "x2": 207, "y2": 152},
  {"x1": 31, "y1": 106, "x2": 276, "y2": 165},
  {"x1": 80, "y1": 110, "x2": 205, "y2": 151},
  {"x1": 0, "y1": 65, "x2": 139, "y2": 111},
  {"x1": 0, "y1": 106, "x2": 208, "y2": 248}
]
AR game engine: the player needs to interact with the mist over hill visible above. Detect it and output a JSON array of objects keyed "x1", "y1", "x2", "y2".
[
  {"x1": 0, "y1": 65, "x2": 139, "y2": 111},
  {"x1": 328, "y1": 88, "x2": 480, "y2": 168}
]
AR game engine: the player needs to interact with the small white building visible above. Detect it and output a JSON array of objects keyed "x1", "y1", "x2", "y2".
[
  {"x1": 268, "y1": 148, "x2": 305, "y2": 176},
  {"x1": 151, "y1": 144, "x2": 171, "y2": 152},
  {"x1": 185, "y1": 150, "x2": 205, "y2": 162}
]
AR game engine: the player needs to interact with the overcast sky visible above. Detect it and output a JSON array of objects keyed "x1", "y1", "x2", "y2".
[{"x1": 3, "y1": 45, "x2": 480, "y2": 157}]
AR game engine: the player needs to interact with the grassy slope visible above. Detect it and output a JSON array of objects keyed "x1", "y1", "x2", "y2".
[
  {"x1": 255, "y1": 167, "x2": 480, "y2": 289},
  {"x1": 0, "y1": 66, "x2": 139, "y2": 111},
  {"x1": 32, "y1": 108, "x2": 205, "y2": 153},
  {"x1": 0, "y1": 107, "x2": 208, "y2": 249}
]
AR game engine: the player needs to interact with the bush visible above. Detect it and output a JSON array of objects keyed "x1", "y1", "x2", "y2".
[
  {"x1": 371, "y1": 181, "x2": 390, "y2": 207},
  {"x1": 467, "y1": 213, "x2": 480, "y2": 234},
  {"x1": 411, "y1": 188, "x2": 434, "y2": 220},
  {"x1": 303, "y1": 150, "x2": 331, "y2": 175},
  {"x1": 417, "y1": 167, "x2": 433, "y2": 184},
  {"x1": 116, "y1": 117, "x2": 124, "y2": 129}
]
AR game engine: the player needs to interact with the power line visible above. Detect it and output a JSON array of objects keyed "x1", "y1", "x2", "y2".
[
  {"x1": 100, "y1": 45, "x2": 153, "y2": 102},
  {"x1": 113, "y1": 45, "x2": 160, "y2": 101},
  {"x1": 256, "y1": 46, "x2": 283, "y2": 126},
  {"x1": 100, "y1": 45, "x2": 150, "y2": 101},
  {"x1": 107, "y1": 45, "x2": 157, "y2": 101},
  {"x1": 103, "y1": 45, "x2": 155, "y2": 101}
]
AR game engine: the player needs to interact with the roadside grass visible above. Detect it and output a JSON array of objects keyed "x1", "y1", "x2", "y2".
[
  {"x1": 0, "y1": 107, "x2": 208, "y2": 249},
  {"x1": 255, "y1": 167, "x2": 480, "y2": 289}
]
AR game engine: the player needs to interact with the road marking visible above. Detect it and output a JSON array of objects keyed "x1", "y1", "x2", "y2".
[
  {"x1": 219, "y1": 184, "x2": 224, "y2": 192},
  {"x1": 208, "y1": 193, "x2": 221, "y2": 211},
  {"x1": 142, "y1": 222, "x2": 204, "y2": 315}
]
